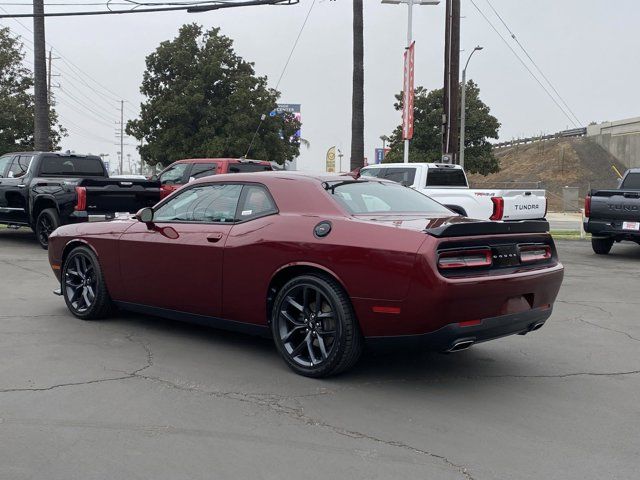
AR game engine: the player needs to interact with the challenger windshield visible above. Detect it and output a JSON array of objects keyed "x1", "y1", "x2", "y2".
[{"x1": 328, "y1": 181, "x2": 453, "y2": 215}]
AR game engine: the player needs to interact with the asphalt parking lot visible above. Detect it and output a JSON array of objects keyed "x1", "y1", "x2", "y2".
[{"x1": 1, "y1": 228, "x2": 639, "y2": 480}]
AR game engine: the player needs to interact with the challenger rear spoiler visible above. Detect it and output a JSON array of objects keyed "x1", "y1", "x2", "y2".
[{"x1": 425, "y1": 220, "x2": 550, "y2": 238}]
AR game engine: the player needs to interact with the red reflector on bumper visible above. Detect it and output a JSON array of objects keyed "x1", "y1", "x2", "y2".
[
  {"x1": 372, "y1": 306, "x2": 401, "y2": 314},
  {"x1": 458, "y1": 319, "x2": 482, "y2": 327}
]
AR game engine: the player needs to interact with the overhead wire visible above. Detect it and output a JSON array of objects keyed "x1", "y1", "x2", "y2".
[
  {"x1": 0, "y1": 0, "x2": 298, "y2": 17},
  {"x1": 484, "y1": 0, "x2": 582, "y2": 126},
  {"x1": 245, "y1": 0, "x2": 315, "y2": 157},
  {"x1": 469, "y1": 0, "x2": 579, "y2": 128}
]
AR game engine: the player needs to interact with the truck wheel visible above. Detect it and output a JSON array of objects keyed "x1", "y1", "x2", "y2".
[
  {"x1": 592, "y1": 237, "x2": 613, "y2": 255},
  {"x1": 35, "y1": 208, "x2": 60, "y2": 250}
]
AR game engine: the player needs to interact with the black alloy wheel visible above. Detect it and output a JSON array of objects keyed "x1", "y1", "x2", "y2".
[
  {"x1": 62, "y1": 246, "x2": 112, "y2": 320},
  {"x1": 35, "y1": 208, "x2": 60, "y2": 249},
  {"x1": 271, "y1": 274, "x2": 363, "y2": 377}
]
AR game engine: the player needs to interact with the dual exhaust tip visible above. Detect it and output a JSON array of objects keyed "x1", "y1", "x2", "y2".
[{"x1": 446, "y1": 320, "x2": 546, "y2": 353}]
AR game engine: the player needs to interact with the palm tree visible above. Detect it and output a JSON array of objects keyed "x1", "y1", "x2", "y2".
[{"x1": 350, "y1": 0, "x2": 364, "y2": 170}]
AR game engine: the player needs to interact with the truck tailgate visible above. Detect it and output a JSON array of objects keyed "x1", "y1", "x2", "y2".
[
  {"x1": 589, "y1": 190, "x2": 640, "y2": 222},
  {"x1": 79, "y1": 178, "x2": 160, "y2": 214},
  {"x1": 500, "y1": 189, "x2": 546, "y2": 220}
]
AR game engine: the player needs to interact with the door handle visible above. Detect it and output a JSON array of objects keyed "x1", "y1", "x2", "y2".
[{"x1": 207, "y1": 232, "x2": 224, "y2": 243}]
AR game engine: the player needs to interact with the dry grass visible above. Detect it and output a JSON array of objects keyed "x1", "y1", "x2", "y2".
[{"x1": 469, "y1": 138, "x2": 626, "y2": 211}]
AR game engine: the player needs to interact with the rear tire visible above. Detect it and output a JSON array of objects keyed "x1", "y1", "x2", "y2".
[
  {"x1": 592, "y1": 237, "x2": 613, "y2": 255},
  {"x1": 271, "y1": 274, "x2": 363, "y2": 378},
  {"x1": 62, "y1": 246, "x2": 113, "y2": 320},
  {"x1": 35, "y1": 208, "x2": 60, "y2": 250}
]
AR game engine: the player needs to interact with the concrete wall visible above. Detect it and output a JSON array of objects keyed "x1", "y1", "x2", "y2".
[{"x1": 586, "y1": 117, "x2": 640, "y2": 169}]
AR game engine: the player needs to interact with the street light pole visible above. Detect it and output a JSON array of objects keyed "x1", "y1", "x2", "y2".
[
  {"x1": 382, "y1": 0, "x2": 440, "y2": 164},
  {"x1": 459, "y1": 45, "x2": 483, "y2": 170}
]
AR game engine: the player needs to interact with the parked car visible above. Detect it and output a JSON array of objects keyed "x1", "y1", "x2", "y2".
[
  {"x1": 48, "y1": 172, "x2": 563, "y2": 377},
  {"x1": 157, "y1": 158, "x2": 273, "y2": 199},
  {"x1": 0, "y1": 152, "x2": 160, "y2": 249},
  {"x1": 360, "y1": 163, "x2": 547, "y2": 221},
  {"x1": 584, "y1": 168, "x2": 640, "y2": 254}
]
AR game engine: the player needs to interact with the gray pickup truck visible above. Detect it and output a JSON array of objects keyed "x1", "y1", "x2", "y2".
[{"x1": 584, "y1": 168, "x2": 640, "y2": 254}]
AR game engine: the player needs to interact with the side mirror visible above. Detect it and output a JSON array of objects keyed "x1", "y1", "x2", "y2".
[
  {"x1": 188, "y1": 176, "x2": 195, "y2": 183},
  {"x1": 136, "y1": 207, "x2": 154, "y2": 224}
]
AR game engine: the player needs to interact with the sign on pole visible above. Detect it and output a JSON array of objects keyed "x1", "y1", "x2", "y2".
[
  {"x1": 374, "y1": 148, "x2": 390, "y2": 164},
  {"x1": 271, "y1": 103, "x2": 302, "y2": 138},
  {"x1": 402, "y1": 41, "x2": 416, "y2": 140}
]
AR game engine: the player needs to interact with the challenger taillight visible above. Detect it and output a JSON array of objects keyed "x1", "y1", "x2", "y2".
[
  {"x1": 519, "y1": 244, "x2": 551, "y2": 263},
  {"x1": 490, "y1": 196, "x2": 504, "y2": 221},
  {"x1": 584, "y1": 195, "x2": 591, "y2": 218},
  {"x1": 75, "y1": 186, "x2": 87, "y2": 211},
  {"x1": 438, "y1": 248, "x2": 492, "y2": 270}
]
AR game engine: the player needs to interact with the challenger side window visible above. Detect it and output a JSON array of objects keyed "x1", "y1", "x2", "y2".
[{"x1": 154, "y1": 184, "x2": 243, "y2": 223}]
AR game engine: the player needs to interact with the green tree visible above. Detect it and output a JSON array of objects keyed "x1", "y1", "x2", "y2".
[
  {"x1": 127, "y1": 24, "x2": 300, "y2": 168},
  {"x1": 0, "y1": 27, "x2": 64, "y2": 155},
  {"x1": 385, "y1": 81, "x2": 500, "y2": 175}
]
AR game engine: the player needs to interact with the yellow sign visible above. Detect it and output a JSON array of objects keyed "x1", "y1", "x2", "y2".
[{"x1": 326, "y1": 146, "x2": 336, "y2": 173}]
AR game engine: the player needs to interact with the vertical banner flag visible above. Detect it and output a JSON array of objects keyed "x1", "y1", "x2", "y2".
[
  {"x1": 326, "y1": 146, "x2": 336, "y2": 173},
  {"x1": 402, "y1": 41, "x2": 416, "y2": 140}
]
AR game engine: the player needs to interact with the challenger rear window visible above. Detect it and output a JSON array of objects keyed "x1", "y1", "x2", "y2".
[
  {"x1": 328, "y1": 181, "x2": 452, "y2": 215},
  {"x1": 621, "y1": 173, "x2": 640, "y2": 190}
]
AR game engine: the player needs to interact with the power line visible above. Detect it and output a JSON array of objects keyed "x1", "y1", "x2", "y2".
[
  {"x1": 469, "y1": 0, "x2": 579, "y2": 128},
  {"x1": 245, "y1": 0, "x2": 315, "y2": 157},
  {"x1": 484, "y1": 0, "x2": 582, "y2": 126},
  {"x1": 0, "y1": 0, "x2": 298, "y2": 17}
]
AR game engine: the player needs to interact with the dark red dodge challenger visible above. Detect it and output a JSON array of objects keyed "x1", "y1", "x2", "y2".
[{"x1": 48, "y1": 172, "x2": 564, "y2": 377}]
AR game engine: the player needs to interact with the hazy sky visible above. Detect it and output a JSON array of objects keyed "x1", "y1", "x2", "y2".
[{"x1": 2, "y1": 0, "x2": 640, "y2": 172}]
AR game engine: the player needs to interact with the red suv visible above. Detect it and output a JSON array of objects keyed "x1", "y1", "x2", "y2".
[{"x1": 157, "y1": 158, "x2": 273, "y2": 199}]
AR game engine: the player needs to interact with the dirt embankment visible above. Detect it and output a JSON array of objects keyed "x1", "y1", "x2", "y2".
[{"x1": 468, "y1": 138, "x2": 626, "y2": 211}]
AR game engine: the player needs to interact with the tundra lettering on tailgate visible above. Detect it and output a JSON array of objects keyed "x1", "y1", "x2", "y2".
[
  {"x1": 515, "y1": 204, "x2": 540, "y2": 211},
  {"x1": 608, "y1": 204, "x2": 639, "y2": 211}
]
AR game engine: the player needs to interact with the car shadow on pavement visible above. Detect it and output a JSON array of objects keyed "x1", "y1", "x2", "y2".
[{"x1": 105, "y1": 308, "x2": 533, "y2": 385}]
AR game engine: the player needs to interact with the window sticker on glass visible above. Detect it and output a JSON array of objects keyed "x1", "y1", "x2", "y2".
[{"x1": 241, "y1": 210, "x2": 253, "y2": 216}]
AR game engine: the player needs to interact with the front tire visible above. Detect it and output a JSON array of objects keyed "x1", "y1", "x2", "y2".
[
  {"x1": 62, "y1": 246, "x2": 113, "y2": 320},
  {"x1": 271, "y1": 274, "x2": 363, "y2": 378},
  {"x1": 35, "y1": 208, "x2": 60, "y2": 249},
  {"x1": 592, "y1": 237, "x2": 613, "y2": 255}
]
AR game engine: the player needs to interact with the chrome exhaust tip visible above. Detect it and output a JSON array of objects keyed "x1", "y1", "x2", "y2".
[
  {"x1": 530, "y1": 321, "x2": 545, "y2": 332},
  {"x1": 447, "y1": 339, "x2": 475, "y2": 353}
]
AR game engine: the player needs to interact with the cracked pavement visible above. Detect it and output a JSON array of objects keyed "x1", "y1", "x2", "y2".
[{"x1": 1, "y1": 229, "x2": 639, "y2": 479}]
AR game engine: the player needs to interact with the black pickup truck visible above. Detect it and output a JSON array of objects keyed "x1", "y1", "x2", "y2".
[
  {"x1": 0, "y1": 152, "x2": 160, "y2": 248},
  {"x1": 584, "y1": 168, "x2": 640, "y2": 254}
]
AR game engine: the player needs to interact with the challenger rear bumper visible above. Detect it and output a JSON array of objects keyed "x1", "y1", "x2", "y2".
[{"x1": 365, "y1": 306, "x2": 553, "y2": 351}]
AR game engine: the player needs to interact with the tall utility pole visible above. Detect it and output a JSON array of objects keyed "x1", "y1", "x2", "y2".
[
  {"x1": 119, "y1": 100, "x2": 124, "y2": 175},
  {"x1": 442, "y1": 0, "x2": 460, "y2": 163},
  {"x1": 47, "y1": 49, "x2": 60, "y2": 106},
  {"x1": 33, "y1": 0, "x2": 49, "y2": 151},
  {"x1": 139, "y1": 138, "x2": 144, "y2": 175},
  {"x1": 350, "y1": 0, "x2": 364, "y2": 171},
  {"x1": 47, "y1": 49, "x2": 52, "y2": 105}
]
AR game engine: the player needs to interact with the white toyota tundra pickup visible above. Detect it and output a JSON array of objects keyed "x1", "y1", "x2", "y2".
[{"x1": 360, "y1": 163, "x2": 546, "y2": 221}]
